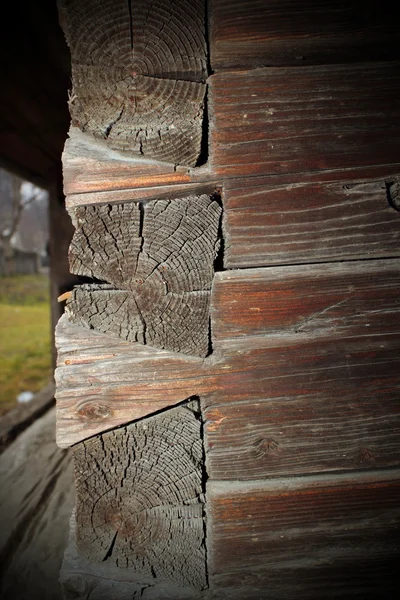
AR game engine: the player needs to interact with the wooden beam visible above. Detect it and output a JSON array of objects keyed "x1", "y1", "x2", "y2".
[
  {"x1": 207, "y1": 471, "x2": 400, "y2": 599},
  {"x1": 210, "y1": 63, "x2": 400, "y2": 178},
  {"x1": 66, "y1": 194, "x2": 221, "y2": 357},
  {"x1": 58, "y1": 0, "x2": 207, "y2": 166},
  {"x1": 223, "y1": 172, "x2": 400, "y2": 268},
  {"x1": 71, "y1": 401, "x2": 206, "y2": 591},
  {"x1": 209, "y1": 0, "x2": 400, "y2": 70}
]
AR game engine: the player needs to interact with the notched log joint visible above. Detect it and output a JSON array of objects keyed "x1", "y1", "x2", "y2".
[
  {"x1": 67, "y1": 193, "x2": 222, "y2": 357},
  {"x1": 66, "y1": 400, "x2": 208, "y2": 596},
  {"x1": 59, "y1": 0, "x2": 208, "y2": 167}
]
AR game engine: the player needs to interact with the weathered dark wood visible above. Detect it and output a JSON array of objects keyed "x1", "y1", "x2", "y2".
[
  {"x1": 55, "y1": 314, "x2": 400, "y2": 447},
  {"x1": 59, "y1": 0, "x2": 207, "y2": 166},
  {"x1": 73, "y1": 401, "x2": 206, "y2": 591},
  {"x1": 223, "y1": 174, "x2": 400, "y2": 268},
  {"x1": 207, "y1": 472, "x2": 400, "y2": 599},
  {"x1": 210, "y1": 63, "x2": 400, "y2": 178},
  {"x1": 207, "y1": 261, "x2": 400, "y2": 481},
  {"x1": 212, "y1": 259, "x2": 400, "y2": 341},
  {"x1": 210, "y1": 0, "x2": 400, "y2": 70},
  {"x1": 61, "y1": 515, "x2": 202, "y2": 600},
  {"x1": 67, "y1": 195, "x2": 221, "y2": 357},
  {"x1": 204, "y1": 388, "x2": 400, "y2": 481}
]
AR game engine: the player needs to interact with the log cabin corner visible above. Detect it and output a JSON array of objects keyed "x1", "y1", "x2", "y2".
[{"x1": 1, "y1": 1, "x2": 399, "y2": 598}]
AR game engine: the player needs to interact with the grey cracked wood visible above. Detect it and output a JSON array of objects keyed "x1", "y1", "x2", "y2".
[
  {"x1": 58, "y1": 0, "x2": 207, "y2": 166},
  {"x1": 67, "y1": 195, "x2": 221, "y2": 357},
  {"x1": 72, "y1": 402, "x2": 206, "y2": 591}
]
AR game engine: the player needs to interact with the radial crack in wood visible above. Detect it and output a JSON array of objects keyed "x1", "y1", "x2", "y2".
[
  {"x1": 72, "y1": 402, "x2": 207, "y2": 591},
  {"x1": 58, "y1": 0, "x2": 207, "y2": 166},
  {"x1": 67, "y1": 195, "x2": 221, "y2": 357}
]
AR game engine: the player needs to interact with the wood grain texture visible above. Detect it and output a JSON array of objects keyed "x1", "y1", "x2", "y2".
[
  {"x1": 207, "y1": 471, "x2": 400, "y2": 599},
  {"x1": 73, "y1": 401, "x2": 206, "y2": 590},
  {"x1": 59, "y1": 0, "x2": 206, "y2": 166},
  {"x1": 67, "y1": 195, "x2": 221, "y2": 357},
  {"x1": 210, "y1": 0, "x2": 400, "y2": 70},
  {"x1": 206, "y1": 260, "x2": 400, "y2": 479},
  {"x1": 204, "y1": 387, "x2": 400, "y2": 481},
  {"x1": 61, "y1": 127, "x2": 197, "y2": 195},
  {"x1": 61, "y1": 515, "x2": 202, "y2": 600},
  {"x1": 210, "y1": 63, "x2": 400, "y2": 178},
  {"x1": 211, "y1": 259, "x2": 400, "y2": 342},
  {"x1": 55, "y1": 315, "x2": 400, "y2": 448},
  {"x1": 223, "y1": 174, "x2": 400, "y2": 268},
  {"x1": 65, "y1": 181, "x2": 220, "y2": 211}
]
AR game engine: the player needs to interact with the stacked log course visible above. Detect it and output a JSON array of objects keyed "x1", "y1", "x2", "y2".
[{"x1": 56, "y1": 1, "x2": 400, "y2": 598}]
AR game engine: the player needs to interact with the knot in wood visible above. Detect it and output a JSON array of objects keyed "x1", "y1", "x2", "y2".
[{"x1": 77, "y1": 402, "x2": 113, "y2": 421}]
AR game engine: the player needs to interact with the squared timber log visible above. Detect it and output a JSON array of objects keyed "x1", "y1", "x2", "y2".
[
  {"x1": 58, "y1": 0, "x2": 207, "y2": 167},
  {"x1": 210, "y1": 0, "x2": 400, "y2": 69},
  {"x1": 210, "y1": 63, "x2": 400, "y2": 178},
  {"x1": 207, "y1": 472, "x2": 400, "y2": 599},
  {"x1": 66, "y1": 401, "x2": 207, "y2": 596},
  {"x1": 223, "y1": 172, "x2": 400, "y2": 268},
  {"x1": 66, "y1": 194, "x2": 221, "y2": 357}
]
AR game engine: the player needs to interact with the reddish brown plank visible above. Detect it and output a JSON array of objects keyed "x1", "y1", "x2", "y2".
[
  {"x1": 210, "y1": 0, "x2": 400, "y2": 70},
  {"x1": 207, "y1": 471, "x2": 400, "y2": 599},
  {"x1": 204, "y1": 387, "x2": 400, "y2": 480},
  {"x1": 212, "y1": 259, "x2": 400, "y2": 342},
  {"x1": 223, "y1": 174, "x2": 400, "y2": 268},
  {"x1": 56, "y1": 312, "x2": 400, "y2": 447},
  {"x1": 210, "y1": 63, "x2": 400, "y2": 178}
]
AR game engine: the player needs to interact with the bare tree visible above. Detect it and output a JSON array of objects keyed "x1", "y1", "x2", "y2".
[{"x1": 0, "y1": 168, "x2": 48, "y2": 274}]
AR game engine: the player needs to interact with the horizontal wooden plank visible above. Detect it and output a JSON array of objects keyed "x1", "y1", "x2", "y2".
[
  {"x1": 209, "y1": 558, "x2": 399, "y2": 600},
  {"x1": 66, "y1": 182, "x2": 221, "y2": 211},
  {"x1": 207, "y1": 471, "x2": 400, "y2": 599},
  {"x1": 212, "y1": 259, "x2": 400, "y2": 342},
  {"x1": 206, "y1": 260, "x2": 400, "y2": 478},
  {"x1": 210, "y1": 0, "x2": 400, "y2": 70},
  {"x1": 55, "y1": 314, "x2": 212, "y2": 447},
  {"x1": 56, "y1": 312, "x2": 400, "y2": 447},
  {"x1": 223, "y1": 174, "x2": 400, "y2": 268},
  {"x1": 63, "y1": 63, "x2": 400, "y2": 196},
  {"x1": 210, "y1": 63, "x2": 400, "y2": 178},
  {"x1": 62, "y1": 127, "x2": 211, "y2": 195},
  {"x1": 204, "y1": 387, "x2": 400, "y2": 480}
]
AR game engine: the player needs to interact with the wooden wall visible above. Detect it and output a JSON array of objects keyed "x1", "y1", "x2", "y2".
[{"x1": 55, "y1": 0, "x2": 400, "y2": 598}]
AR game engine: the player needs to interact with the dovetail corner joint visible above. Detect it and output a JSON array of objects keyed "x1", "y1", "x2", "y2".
[
  {"x1": 59, "y1": 0, "x2": 207, "y2": 166},
  {"x1": 66, "y1": 195, "x2": 222, "y2": 357}
]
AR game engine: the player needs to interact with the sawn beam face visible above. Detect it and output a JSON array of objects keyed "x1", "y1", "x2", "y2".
[
  {"x1": 66, "y1": 195, "x2": 222, "y2": 358},
  {"x1": 58, "y1": 0, "x2": 207, "y2": 166}
]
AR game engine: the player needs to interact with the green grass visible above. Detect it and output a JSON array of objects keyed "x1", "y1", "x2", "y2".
[{"x1": 0, "y1": 275, "x2": 52, "y2": 415}]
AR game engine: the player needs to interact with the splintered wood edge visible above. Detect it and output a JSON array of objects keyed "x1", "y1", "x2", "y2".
[{"x1": 66, "y1": 181, "x2": 222, "y2": 211}]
